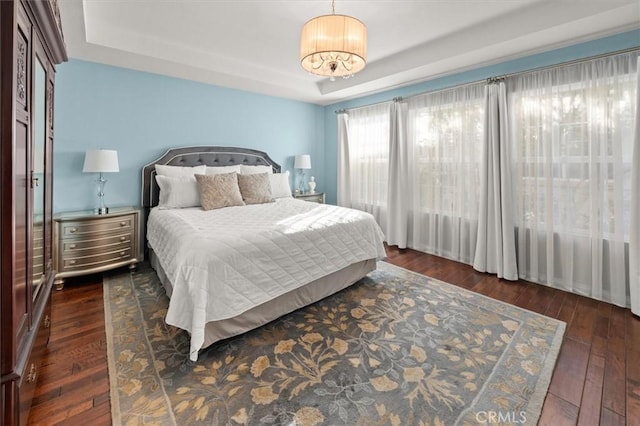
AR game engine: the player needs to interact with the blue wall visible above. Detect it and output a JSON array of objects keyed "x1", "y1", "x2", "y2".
[
  {"x1": 53, "y1": 60, "x2": 325, "y2": 212},
  {"x1": 54, "y1": 30, "x2": 640, "y2": 211},
  {"x1": 323, "y1": 29, "x2": 640, "y2": 205}
]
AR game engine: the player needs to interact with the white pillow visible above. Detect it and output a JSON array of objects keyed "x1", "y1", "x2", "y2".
[
  {"x1": 268, "y1": 172, "x2": 293, "y2": 199},
  {"x1": 155, "y1": 164, "x2": 206, "y2": 177},
  {"x1": 205, "y1": 165, "x2": 242, "y2": 175},
  {"x1": 240, "y1": 164, "x2": 273, "y2": 175},
  {"x1": 155, "y1": 175, "x2": 200, "y2": 209}
]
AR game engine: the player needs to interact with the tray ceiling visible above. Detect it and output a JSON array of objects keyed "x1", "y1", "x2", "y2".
[{"x1": 59, "y1": 0, "x2": 640, "y2": 105}]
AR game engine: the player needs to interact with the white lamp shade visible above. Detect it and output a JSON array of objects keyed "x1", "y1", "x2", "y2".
[
  {"x1": 294, "y1": 154, "x2": 311, "y2": 169},
  {"x1": 83, "y1": 150, "x2": 119, "y2": 173},
  {"x1": 300, "y1": 14, "x2": 367, "y2": 77}
]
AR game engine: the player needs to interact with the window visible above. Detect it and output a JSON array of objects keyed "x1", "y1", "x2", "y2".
[
  {"x1": 407, "y1": 85, "x2": 485, "y2": 218},
  {"x1": 345, "y1": 103, "x2": 391, "y2": 209},
  {"x1": 510, "y1": 59, "x2": 636, "y2": 239}
]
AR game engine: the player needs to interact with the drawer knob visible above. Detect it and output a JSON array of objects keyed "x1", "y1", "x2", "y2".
[
  {"x1": 69, "y1": 244, "x2": 77, "y2": 249},
  {"x1": 26, "y1": 363, "x2": 37, "y2": 384},
  {"x1": 44, "y1": 315, "x2": 50, "y2": 329},
  {"x1": 120, "y1": 221, "x2": 127, "y2": 227},
  {"x1": 69, "y1": 227, "x2": 77, "y2": 233},
  {"x1": 120, "y1": 251, "x2": 126, "y2": 257},
  {"x1": 120, "y1": 236, "x2": 126, "y2": 241},
  {"x1": 69, "y1": 260, "x2": 76, "y2": 265}
]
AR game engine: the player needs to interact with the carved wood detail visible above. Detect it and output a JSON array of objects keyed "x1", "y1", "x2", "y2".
[
  {"x1": 47, "y1": 81, "x2": 54, "y2": 131},
  {"x1": 17, "y1": 36, "x2": 27, "y2": 105}
]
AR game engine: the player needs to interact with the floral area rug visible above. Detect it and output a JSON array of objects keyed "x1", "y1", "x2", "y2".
[{"x1": 104, "y1": 261, "x2": 565, "y2": 425}]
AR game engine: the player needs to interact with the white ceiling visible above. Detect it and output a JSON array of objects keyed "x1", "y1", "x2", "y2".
[{"x1": 59, "y1": 0, "x2": 639, "y2": 105}]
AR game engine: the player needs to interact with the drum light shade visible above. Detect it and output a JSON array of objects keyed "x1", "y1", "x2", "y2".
[{"x1": 300, "y1": 6, "x2": 367, "y2": 80}]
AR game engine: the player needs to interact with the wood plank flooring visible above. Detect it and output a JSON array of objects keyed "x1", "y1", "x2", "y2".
[{"x1": 28, "y1": 247, "x2": 639, "y2": 425}]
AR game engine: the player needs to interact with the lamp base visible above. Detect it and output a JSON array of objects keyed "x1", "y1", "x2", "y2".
[{"x1": 95, "y1": 207, "x2": 109, "y2": 215}]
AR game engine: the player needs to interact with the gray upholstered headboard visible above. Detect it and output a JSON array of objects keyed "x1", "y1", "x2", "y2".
[{"x1": 141, "y1": 146, "x2": 281, "y2": 209}]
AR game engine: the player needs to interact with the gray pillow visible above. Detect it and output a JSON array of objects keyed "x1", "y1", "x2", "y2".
[
  {"x1": 237, "y1": 173, "x2": 274, "y2": 205},
  {"x1": 195, "y1": 173, "x2": 245, "y2": 210}
]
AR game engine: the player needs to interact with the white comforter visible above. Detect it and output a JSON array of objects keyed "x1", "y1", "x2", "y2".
[{"x1": 147, "y1": 198, "x2": 386, "y2": 360}]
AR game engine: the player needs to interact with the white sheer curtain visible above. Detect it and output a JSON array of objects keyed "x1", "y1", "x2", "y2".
[
  {"x1": 509, "y1": 52, "x2": 638, "y2": 307},
  {"x1": 386, "y1": 101, "x2": 409, "y2": 248},
  {"x1": 336, "y1": 112, "x2": 352, "y2": 207},
  {"x1": 474, "y1": 82, "x2": 518, "y2": 280},
  {"x1": 406, "y1": 83, "x2": 485, "y2": 263},
  {"x1": 336, "y1": 52, "x2": 639, "y2": 308},
  {"x1": 340, "y1": 103, "x2": 392, "y2": 234},
  {"x1": 631, "y1": 56, "x2": 640, "y2": 315}
]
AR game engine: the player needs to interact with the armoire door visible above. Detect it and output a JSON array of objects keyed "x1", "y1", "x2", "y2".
[
  {"x1": 31, "y1": 21, "x2": 50, "y2": 309},
  {"x1": 13, "y1": 0, "x2": 33, "y2": 359}
]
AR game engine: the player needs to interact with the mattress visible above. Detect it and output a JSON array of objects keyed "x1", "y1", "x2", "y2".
[{"x1": 147, "y1": 198, "x2": 386, "y2": 360}]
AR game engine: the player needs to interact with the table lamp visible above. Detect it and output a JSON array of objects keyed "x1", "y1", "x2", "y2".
[
  {"x1": 83, "y1": 149, "x2": 119, "y2": 214},
  {"x1": 294, "y1": 154, "x2": 311, "y2": 193}
]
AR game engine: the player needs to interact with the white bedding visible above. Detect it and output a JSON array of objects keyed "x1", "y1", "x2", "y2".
[{"x1": 147, "y1": 198, "x2": 386, "y2": 360}]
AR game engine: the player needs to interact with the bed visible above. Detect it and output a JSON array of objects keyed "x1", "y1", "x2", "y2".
[{"x1": 141, "y1": 146, "x2": 386, "y2": 361}]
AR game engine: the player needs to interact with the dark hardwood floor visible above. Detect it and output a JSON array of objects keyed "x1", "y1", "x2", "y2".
[{"x1": 28, "y1": 246, "x2": 639, "y2": 425}]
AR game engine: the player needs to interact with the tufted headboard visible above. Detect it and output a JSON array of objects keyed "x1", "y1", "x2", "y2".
[{"x1": 141, "y1": 146, "x2": 281, "y2": 209}]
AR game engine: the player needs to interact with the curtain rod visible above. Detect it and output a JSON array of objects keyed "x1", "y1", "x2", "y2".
[
  {"x1": 335, "y1": 46, "x2": 640, "y2": 114},
  {"x1": 334, "y1": 80, "x2": 484, "y2": 114},
  {"x1": 492, "y1": 45, "x2": 639, "y2": 81},
  {"x1": 334, "y1": 99, "x2": 394, "y2": 115}
]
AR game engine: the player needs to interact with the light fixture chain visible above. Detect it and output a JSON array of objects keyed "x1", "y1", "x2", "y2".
[{"x1": 331, "y1": 0, "x2": 335, "y2": 14}]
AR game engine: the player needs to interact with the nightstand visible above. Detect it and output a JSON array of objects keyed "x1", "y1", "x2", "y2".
[
  {"x1": 53, "y1": 207, "x2": 142, "y2": 290},
  {"x1": 293, "y1": 192, "x2": 325, "y2": 203}
]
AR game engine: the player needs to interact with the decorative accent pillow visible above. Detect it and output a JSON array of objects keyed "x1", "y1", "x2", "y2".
[
  {"x1": 194, "y1": 173, "x2": 245, "y2": 210},
  {"x1": 205, "y1": 165, "x2": 242, "y2": 175},
  {"x1": 155, "y1": 164, "x2": 206, "y2": 177},
  {"x1": 240, "y1": 164, "x2": 273, "y2": 175},
  {"x1": 268, "y1": 172, "x2": 293, "y2": 199},
  {"x1": 156, "y1": 175, "x2": 200, "y2": 209},
  {"x1": 237, "y1": 173, "x2": 274, "y2": 205}
]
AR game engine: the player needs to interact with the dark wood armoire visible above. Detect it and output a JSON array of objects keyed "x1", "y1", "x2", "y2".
[{"x1": 1, "y1": 0, "x2": 67, "y2": 424}]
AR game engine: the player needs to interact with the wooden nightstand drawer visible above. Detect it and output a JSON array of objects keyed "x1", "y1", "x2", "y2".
[
  {"x1": 293, "y1": 192, "x2": 325, "y2": 203},
  {"x1": 61, "y1": 247, "x2": 132, "y2": 271},
  {"x1": 33, "y1": 237, "x2": 45, "y2": 278},
  {"x1": 60, "y1": 214, "x2": 134, "y2": 238},
  {"x1": 54, "y1": 207, "x2": 142, "y2": 290},
  {"x1": 61, "y1": 232, "x2": 132, "y2": 253}
]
